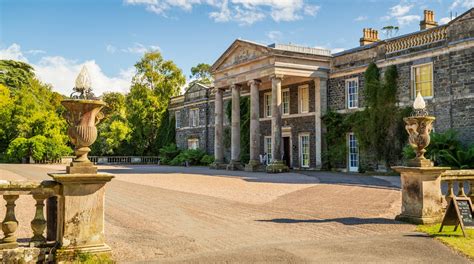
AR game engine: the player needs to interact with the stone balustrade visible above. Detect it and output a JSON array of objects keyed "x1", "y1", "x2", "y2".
[
  {"x1": 89, "y1": 155, "x2": 160, "y2": 165},
  {"x1": 0, "y1": 180, "x2": 59, "y2": 250},
  {"x1": 441, "y1": 170, "x2": 474, "y2": 203},
  {"x1": 386, "y1": 26, "x2": 447, "y2": 53}
]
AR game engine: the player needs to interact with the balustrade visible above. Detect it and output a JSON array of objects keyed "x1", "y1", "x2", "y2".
[
  {"x1": 441, "y1": 170, "x2": 474, "y2": 204},
  {"x1": 89, "y1": 156, "x2": 160, "y2": 165},
  {"x1": 0, "y1": 181, "x2": 59, "y2": 250},
  {"x1": 386, "y1": 26, "x2": 447, "y2": 53}
]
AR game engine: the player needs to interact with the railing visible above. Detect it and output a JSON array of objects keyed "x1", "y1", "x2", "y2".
[
  {"x1": 441, "y1": 170, "x2": 474, "y2": 203},
  {"x1": 88, "y1": 156, "x2": 160, "y2": 165},
  {"x1": 0, "y1": 180, "x2": 59, "y2": 251},
  {"x1": 385, "y1": 26, "x2": 447, "y2": 53}
]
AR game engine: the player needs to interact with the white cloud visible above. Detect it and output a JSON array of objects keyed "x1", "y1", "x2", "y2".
[
  {"x1": 354, "y1": 15, "x2": 368, "y2": 21},
  {"x1": 450, "y1": 0, "x2": 474, "y2": 10},
  {"x1": 381, "y1": 2, "x2": 420, "y2": 27},
  {"x1": 266, "y1": 30, "x2": 282, "y2": 42},
  {"x1": 331, "y1": 48, "x2": 345, "y2": 54},
  {"x1": 121, "y1": 42, "x2": 161, "y2": 54},
  {"x1": 106, "y1": 44, "x2": 117, "y2": 53},
  {"x1": 26, "y1": 49, "x2": 46, "y2": 55},
  {"x1": 0, "y1": 43, "x2": 133, "y2": 96},
  {"x1": 439, "y1": 17, "x2": 452, "y2": 24},
  {"x1": 125, "y1": 0, "x2": 319, "y2": 25}
]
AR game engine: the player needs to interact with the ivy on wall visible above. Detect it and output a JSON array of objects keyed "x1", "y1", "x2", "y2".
[{"x1": 323, "y1": 63, "x2": 411, "y2": 171}]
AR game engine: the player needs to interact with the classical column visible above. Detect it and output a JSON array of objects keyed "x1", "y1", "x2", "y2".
[
  {"x1": 267, "y1": 75, "x2": 289, "y2": 173},
  {"x1": 227, "y1": 84, "x2": 242, "y2": 170},
  {"x1": 314, "y1": 77, "x2": 327, "y2": 169},
  {"x1": 211, "y1": 88, "x2": 224, "y2": 169},
  {"x1": 245, "y1": 79, "x2": 261, "y2": 172}
]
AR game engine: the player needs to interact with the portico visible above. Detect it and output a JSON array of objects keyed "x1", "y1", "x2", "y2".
[{"x1": 210, "y1": 40, "x2": 330, "y2": 172}]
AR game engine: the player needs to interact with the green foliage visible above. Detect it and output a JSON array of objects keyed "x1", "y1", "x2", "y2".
[
  {"x1": 5, "y1": 137, "x2": 29, "y2": 162},
  {"x1": 439, "y1": 146, "x2": 474, "y2": 169},
  {"x1": 28, "y1": 135, "x2": 47, "y2": 161},
  {"x1": 0, "y1": 60, "x2": 34, "y2": 89},
  {"x1": 167, "y1": 148, "x2": 211, "y2": 166},
  {"x1": 321, "y1": 111, "x2": 349, "y2": 169},
  {"x1": 190, "y1": 63, "x2": 212, "y2": 85},
  {"x1": 159, "y1": 143, "x2": 180, "y2": 165},
  {"x1": 200, "y1": 154, "x2": 214, "y2": 165},
  {"x1": 156, "y1": 109, "x2": 176, "y2": 152}
]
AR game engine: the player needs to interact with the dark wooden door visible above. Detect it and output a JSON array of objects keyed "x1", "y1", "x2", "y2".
[{"x1": 283, "y1": 137, "x2": 291, "y2": 168}]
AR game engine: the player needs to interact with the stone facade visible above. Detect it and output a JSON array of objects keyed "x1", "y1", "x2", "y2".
[{"x1": 170, "y1": 8, "x2": 474, "y2": 171}]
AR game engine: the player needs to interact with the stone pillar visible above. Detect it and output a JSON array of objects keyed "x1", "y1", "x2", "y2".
[
  {"x1": 392, "y1": 166, "x2": 450, "y2": 224},
  {"x1": 245, "y1": 79, "x2": 262, "y2": 172},
  {"x1": 227, "y1": 84, "x2": 242, "y2": 170},
  {"x1": 49, "y1": 173, "x2": 114, "y2": 260},
  {"x1": 267, "y1": 75, "x2": 289, "y2": 173},
  {"x1": 210, "y1": 88, "x2": 224, "y2": 169},
  {"x1": 314, "y1": 77, "x2": 327, "y2": 169}
]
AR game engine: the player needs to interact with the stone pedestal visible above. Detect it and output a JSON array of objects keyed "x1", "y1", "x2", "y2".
[
  {"x1": 392, "y1": 166, "x2": 450, "y2": 224},
  {"x1": 66, "y1": 162, "x2": 97, "y2": 174},
  {"x1": 48, "y1": 173, "x2": 114, "y2": 259}
]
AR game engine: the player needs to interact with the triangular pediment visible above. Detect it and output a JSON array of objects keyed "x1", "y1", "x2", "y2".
[
  {"x1": 211, "y1": 40, "x2": 271, "y2": 72},
  {"x1": 185, "y1": 82, "x2": 209, "y2": 94}
]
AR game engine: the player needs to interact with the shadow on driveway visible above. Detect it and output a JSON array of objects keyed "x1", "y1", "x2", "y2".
[{"x1": 256, "y1": 217, "x2": 408, "y2": 226}]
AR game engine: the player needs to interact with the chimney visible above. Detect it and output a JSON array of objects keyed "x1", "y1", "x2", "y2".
[
  {"x1": 420, "y1": 10, "x2": 438, "y2": 30},
  {"x1": 359, "y1": 28, "x2": 380, "y2": 46}
]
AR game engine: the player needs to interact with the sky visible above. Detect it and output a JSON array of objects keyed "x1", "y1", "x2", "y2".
[{"x1": 1, "y1": 0, "x2": 473, "y2": 96}]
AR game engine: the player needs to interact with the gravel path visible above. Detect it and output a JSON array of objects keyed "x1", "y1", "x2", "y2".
[{"x1": 0, "y1": 164, "x2": 470, "y2": 263}]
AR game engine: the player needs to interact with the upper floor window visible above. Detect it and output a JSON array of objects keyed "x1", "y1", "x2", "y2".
[
  {"x1": 282, "y1": 89, "x2": 290, "y2": 115},
  {"x1": 175, "y1": 111, "x2": 181, "y2": 128},
  {"x1": 346, "y1": 78, "x2": 359, "y2": 109},
  {"x1": 189, "y1": 108, "x2": 199, "y2": 127},
  {"x1": 412, "y1": 63, "x2": 433, "y2": 98},
  {"x1": 298, "y1": 85, "x2": 309, "y2": 113},
  {"x1": 264, "y1": 92, "x2": 272, "y2": 117},
  {"x1": 188, "y1": 138, "x2": 199, "y2": 150}
]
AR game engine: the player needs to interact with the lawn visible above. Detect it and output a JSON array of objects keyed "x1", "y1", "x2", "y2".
[{"x1": 417, "y1": 224, "x2": 474, "y2": 259}]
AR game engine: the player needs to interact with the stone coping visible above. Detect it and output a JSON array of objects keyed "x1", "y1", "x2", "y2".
[
  {"x1": 0, "y1": 180, "x2": 59, "y2": 195},
  {"x1": 48, "y1": 173, "x2": 114, "y2": 184},
  {"x1": 392, "y1": 166, "x2": 451, "y2": 173},
  {"x1": 441, "y1": 169, "x2": 474, "y2": 180}
]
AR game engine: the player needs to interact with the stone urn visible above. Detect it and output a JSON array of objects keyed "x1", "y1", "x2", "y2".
[{"x1": 62, "y1": 99, "x2": 105, "y2": 163}]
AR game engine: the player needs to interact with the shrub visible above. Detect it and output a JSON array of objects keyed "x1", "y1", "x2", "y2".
[
  {"x1": 200, "y1": 154, "x2": 214, "y2": 165},
  {"x1": 439, "y1": 145, "x2": 474, "y2": 169},
  {"x1": 159, "y1": 143, "x2": 181, "y2": 165},
  {"x1": 169, "y1": 148, "x2": 209, "y2": 166},
  {"x1": 5, "y1": 137, "x2": 29, "y2": 162}
]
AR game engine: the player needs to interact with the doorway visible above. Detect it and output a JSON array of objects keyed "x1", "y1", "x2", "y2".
[{"x1": 283, "y1": 136, "x2": 291, "y2": 168}]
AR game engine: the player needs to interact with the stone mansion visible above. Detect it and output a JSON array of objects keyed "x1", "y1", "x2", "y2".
[{"x1": 169, "y1": 8, "x2": 474, "y2": 172}]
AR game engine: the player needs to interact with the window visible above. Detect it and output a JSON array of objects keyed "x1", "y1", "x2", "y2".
[
  {"x1": 348, "y1": 133, "x2": 359, "y2": 172},
  {"x1": 282, "y1": 89, "x2": 290, "y2": 115},
  {"x1": 412, "y1": 63, "x2": 433, "y2": 98},
  {"x1": 187, "y1": 138, "x2": 199, "y2": 150},
  {"x1": 264, "y1": 136, "x2": 272, "y2": 163},
  {"x1": 299, "y1": 134, "x2": 310, "y2": 168},
  {"x1": 175, "y1": 111, "x2": 181, "y2": 128},
  {"x1": 346, "y1": 78, "x2": 359, "y2": 109},
  {"x1": 298, "y1": 85, "x2": 309, "y2": 113},
  {"x1": 264, "y1": 92, "x2": 272, "y2": 117},
  {"x1": 189, "y1": 108, "x2": 199, "y2": 127}
]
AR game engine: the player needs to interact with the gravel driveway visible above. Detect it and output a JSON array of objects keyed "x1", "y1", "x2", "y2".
[{"x1": 0, "y1": 164, "x2": 469, "y2": 263}]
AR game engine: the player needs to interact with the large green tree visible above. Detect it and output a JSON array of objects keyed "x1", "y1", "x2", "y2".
[
  {"x1": 190, "y1": 63, "x2": 212, "y2": 85},
  {"x1": 126, "y1": 51, "x2": 185, "y2": 155}
]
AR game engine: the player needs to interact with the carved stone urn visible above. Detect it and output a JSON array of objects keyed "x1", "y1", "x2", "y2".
[
  {"x1": 61, "y1": 66, "x2": 106, "y2": 174},
  {"x1": 404, "y1": 92, "x2": 435, "y2": 167}
]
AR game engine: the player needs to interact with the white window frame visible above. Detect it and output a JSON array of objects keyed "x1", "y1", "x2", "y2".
[
  {"x1": 345, "y1": 78, "x2": 359, "y2": 109},
  {"x1": 189, "y1": 108, "x2": 199, "y2": 127},
  {"x1": 175, "y1": 111, "x2": 181, "y2": 128},
  {"x1": 187, "y1": 138, "x2": 199, "y2": 150},
  {"x1": 411, "y1": 62, "x2": 434, "y2": 99},
  {"x1": 348, "y1": 133, "x2": 359, "y2": 172},
  {"x1": 298, "y1": 85, "x2": 309, "y2": 114},
  {"x1": 282, "y1": 88, "x2": 290, "y2": 115},
  {"x1": 264, "y1": 136, "x2": 272, "y2": 164},
  {"x1": 299, "y1": 133, "x2": 310, "y2": 168},
  {"x1": 264, "y1": 92, "x2": 272, "y2": 117}
]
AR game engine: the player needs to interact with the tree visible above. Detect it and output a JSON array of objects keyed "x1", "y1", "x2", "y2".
[
  {"x1": 126, "y1": 51, "x2": 185, "y2": 155},
  {"x1": 190, "y1": 63, "x2": 212, "y2": 85},
  {"x1": 382, "y1": 26, "x2": 399, "y2": 38},
  {"x1": 0, "y1": 60, "x2": 34, "y2": 90}
]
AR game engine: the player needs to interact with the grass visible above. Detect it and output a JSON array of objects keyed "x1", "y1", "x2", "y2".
[{"x1": 417, "y1": 223, "x2": 474, "y2": 259}]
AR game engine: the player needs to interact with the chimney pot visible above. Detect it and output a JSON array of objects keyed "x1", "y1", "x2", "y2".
[
  {"x1": 360, "y1": 28, "x2": 380, "y2": 46},
  {"x1": 420, "y1": 9, "x2": 438, "y2": 30}
]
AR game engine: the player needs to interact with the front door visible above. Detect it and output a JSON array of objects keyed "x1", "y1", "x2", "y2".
[
  {"x1": 348, "y1": 133, "x2": 359, "y2": 172},
  {"x1": 283, "y1": 137, "x2": 291, "y2": 168}
]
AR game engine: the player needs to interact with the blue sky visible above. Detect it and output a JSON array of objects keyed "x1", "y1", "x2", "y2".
[{"x1": 1, "y1": 0, "x2": 472, "y2": 95}]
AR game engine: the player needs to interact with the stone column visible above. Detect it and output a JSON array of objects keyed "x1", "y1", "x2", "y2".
[
  {"x1": 211, "y1": 88, "x2": 224, "y2": 169},
  {"x1": 227, "y1": 84, "x2": 242, "y2": 170},
  {"x1": 314, "y1": 77, "x2": 327, "y2": 169},
  {"x1": 267, "y1": 75, "x2": 289, "y2": 173},
  {"x1": 245, "y1": 79, "x2": 261, "y2": 172}
]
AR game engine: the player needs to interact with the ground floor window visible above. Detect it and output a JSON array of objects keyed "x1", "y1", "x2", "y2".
[
  {"x1": 299, "y1": 133, "x2": 310, "y2": 168},
  {"x1": 187, "y1": 138, "x2": 199, "y2": 150},
  {"x1": 264, "y1": 136, "x2": 272, "y2": 164},
  {"x1": 348, "y1": 133, "x2": 359, "y2": 172}
]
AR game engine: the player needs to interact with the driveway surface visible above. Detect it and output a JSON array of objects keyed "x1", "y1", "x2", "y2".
[{"x1": 0, "y1": 164, "x2": 470, "y2": 263}]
